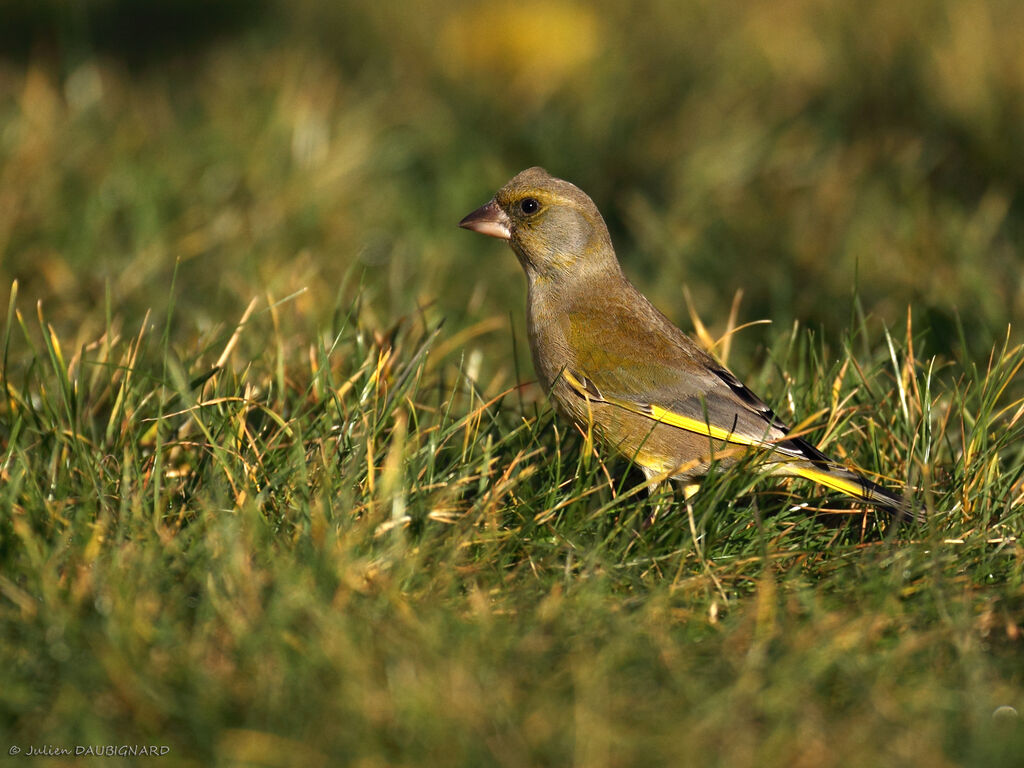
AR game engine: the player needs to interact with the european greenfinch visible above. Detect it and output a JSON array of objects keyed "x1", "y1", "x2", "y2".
[{"x1": 460, "y1": 166, "x2": 909, "y2": 517}]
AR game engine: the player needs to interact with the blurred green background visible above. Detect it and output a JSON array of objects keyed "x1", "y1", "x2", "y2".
[{"x1": 2, "y1": 0, "x2": 1021, "y2": 376}]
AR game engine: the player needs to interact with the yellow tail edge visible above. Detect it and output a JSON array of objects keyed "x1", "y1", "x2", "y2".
[
  {"x1": 792, "y1": 465, "x2": 871, "y2": 500},
  {"x1": 785, "y1": 464, "x2": 913, "y2": 518}
]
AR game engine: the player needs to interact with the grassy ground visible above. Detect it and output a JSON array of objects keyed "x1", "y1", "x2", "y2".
[{"x1": 2, "y1": 1, "x2": 1024, "y2": 766}]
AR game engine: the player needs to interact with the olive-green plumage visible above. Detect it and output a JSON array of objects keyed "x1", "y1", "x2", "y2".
[{"x1": 460, "y1": 166, "x2": 908, "y2": 516}]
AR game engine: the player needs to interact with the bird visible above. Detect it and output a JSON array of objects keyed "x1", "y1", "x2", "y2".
[{"x1": 459, "y1": 166, "x2": 910, "y2": 518}]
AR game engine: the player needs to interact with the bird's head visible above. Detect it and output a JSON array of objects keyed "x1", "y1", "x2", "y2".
[{"x1": 459, "y1": 167, "x2": 618, "y2": 283}]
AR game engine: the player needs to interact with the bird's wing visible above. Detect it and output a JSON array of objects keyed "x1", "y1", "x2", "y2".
[
  {"x1": 561, "y1": 353, "x2": 808, "y2": 459},
  {"x1": 560, "y1": 307, "x2": 906, "y2": 510},
  {"x1": 562, "y1": 307, "x2": 802, "y2": 455}
]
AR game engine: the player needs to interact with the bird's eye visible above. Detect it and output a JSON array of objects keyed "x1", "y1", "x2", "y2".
[{"x1": 519, "y1": 197, "x2": 540, "y2": 215}]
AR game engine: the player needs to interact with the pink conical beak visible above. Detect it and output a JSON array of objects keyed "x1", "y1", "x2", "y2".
[{"x1": 459, "y1": 200, "x2": 511, "y2": 240}]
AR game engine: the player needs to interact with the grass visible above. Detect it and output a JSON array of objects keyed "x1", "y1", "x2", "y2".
[
  {"x1": 2, "y1": 0, "x2": 1024, "y2": 765},
  {"x1": 2, "y1": 276, "x2": 1022, "y2": 766}
]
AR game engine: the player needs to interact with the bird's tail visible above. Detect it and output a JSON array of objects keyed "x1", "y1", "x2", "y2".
[{"x1": 774, "y1": 435, "x2": 918, "y2": 521}]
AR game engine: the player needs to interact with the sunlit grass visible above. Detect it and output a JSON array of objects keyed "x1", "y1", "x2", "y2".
[{"x1": 2, "y1": 270, "x2": 1023, "y2": 765}]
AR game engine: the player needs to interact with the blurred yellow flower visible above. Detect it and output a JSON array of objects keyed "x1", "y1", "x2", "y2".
[
  {"x1": 441, "y1": 1, "x2": 602, "y2": 100},
  {"x1": 929, "y1": 0, "x2": 998, "y2": 123}
]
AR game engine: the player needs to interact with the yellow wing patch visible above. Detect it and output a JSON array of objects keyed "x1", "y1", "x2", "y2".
[
  {"x1": 561, "y1": 369, "x2": 763, "y2": 448},
  {"x1": 643, "y1": 402, "x2": 759, "y2": 446}
]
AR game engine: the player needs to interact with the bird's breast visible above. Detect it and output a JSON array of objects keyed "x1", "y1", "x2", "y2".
[{"x1": 525, "y1": 292, "x2": 574, "y2": 395}]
